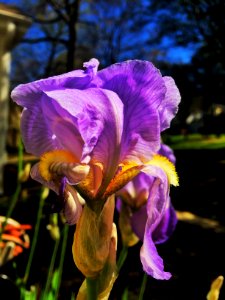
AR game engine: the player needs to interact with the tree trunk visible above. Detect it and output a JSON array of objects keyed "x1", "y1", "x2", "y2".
[{"x1": 66, "y1": 0, "x2": 81, "y2": 72}]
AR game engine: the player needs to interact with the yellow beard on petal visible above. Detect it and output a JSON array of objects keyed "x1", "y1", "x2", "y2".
[
  {"x1": 103, "y1": 162, "x2": 143, "y2": 198},
  {"x1": 39, "y1": 150, "x2": 78, "y2": 181},
  {"x1": 146, "y1": 154, "x2": 179, "y2": 186},
  {"x1": 104, "y1": 154, "x2": 179, "y2": 199}
]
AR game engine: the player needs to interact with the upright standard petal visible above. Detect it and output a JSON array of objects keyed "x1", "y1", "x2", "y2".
[
  {"x1": 92, "y1": 60, "x2": 166, "y2": 163},
  {"x1": 159, "y1": 76, "x2": 181, "y2": 131},
  {"x1": 10, "y1": 59, "x2": 100, "y2": 157},
  {"x1": 11, "y1": 58, "x2": 99, "y2": 109}
]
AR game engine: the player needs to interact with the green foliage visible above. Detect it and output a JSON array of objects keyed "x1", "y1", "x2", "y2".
[
  {"x1": 122, "y1": 287, "x2": 128, "y2": 300},
  {"x1": 40, "y1": 269, "x2": 60, "y2": 300},
  {"x1": 20, "y1": 286, "x2": 37, "y2": 300},
  {"x1": 164, "y1": 134, "x2": 225, "y2": 150}
]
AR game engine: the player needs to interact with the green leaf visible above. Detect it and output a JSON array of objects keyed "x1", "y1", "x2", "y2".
[
  {"x1": 51, "y1": 269, "x2": 60, "y2": 291},
  {"x1": 122, "y1": 287, "x2": 128, "y2": 300},
  {"x1": 20, "y1": 285, "x2": 37, "y2": 300}
]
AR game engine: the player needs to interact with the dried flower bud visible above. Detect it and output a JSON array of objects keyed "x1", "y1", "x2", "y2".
[{"x1": 19, "y1": 163, "x2": 31, "y2": 182}]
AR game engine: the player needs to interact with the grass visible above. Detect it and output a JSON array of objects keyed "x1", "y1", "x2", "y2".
[{"x1": 163, "y1": 133, "x2": 225, "y2": 150}]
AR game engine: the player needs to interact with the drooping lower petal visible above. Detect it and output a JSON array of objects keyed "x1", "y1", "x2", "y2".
[
  {"x1": 31, "y1": 163, "x2": 83, "y2": 224},
  {"x1": 152, "y1": 204, "x2": 177, "y2": 244},
  {"x1": 38, "y1": 150, "x2": 90, "y2": 184},
  {"x1": 131, "y1": 204, "x2": 147, "y2": 241},
  {"x1": 140, "y1": 231, "x2": 171, "y2": 280},
  {"x1": 139, "y1": 163, "x2": 174, "y2": 279},
  {"x1": 62, "y1": 184, "x2": 83, "y2": 225},
  {"x1": 30, "y1": 163, "x2": 59, "y2": 193}
]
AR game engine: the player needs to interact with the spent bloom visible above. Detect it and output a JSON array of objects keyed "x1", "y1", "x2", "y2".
[
  {"x1": 11, "y1": 58, "x2": 180, "y2": 291},
  {"x1": 0, "y1": 216, "x2": 31, "y2": 266},
  {"x1": 116, "y1": 144, "x2": 178, "y2": 280}
]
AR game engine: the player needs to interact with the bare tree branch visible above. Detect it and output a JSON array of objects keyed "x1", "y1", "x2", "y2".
[
  {"x1": 22, "y1": 37, "x2": 67, "y2": 44},
  {"x1": 48, "y1": 0, "x2": 69, "y2": 23},
  {"x1": 32, "y1": 16, "x2": 61, "y2": 24}
]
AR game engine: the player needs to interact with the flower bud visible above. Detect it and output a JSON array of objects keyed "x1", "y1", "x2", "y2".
[{"x1": 72, "y1": 195, "x2": 115, "y2": 278}]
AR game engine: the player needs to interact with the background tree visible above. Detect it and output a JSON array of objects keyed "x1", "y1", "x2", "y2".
[
  {"x1": 3, "y1": 0, "x2": 224, "y2": 132},
  {"x1": 148, "y1": 0, "x2": 225, "y2": 125}
]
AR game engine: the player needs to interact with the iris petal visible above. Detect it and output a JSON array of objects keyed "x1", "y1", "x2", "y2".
[
  {"x1": 131, "y1": 204, "x2": 147, "y2": 241},
  {"x1": 160, "y1": 76, "x2": 181, "y2": 131},
  {"x1": 145, "y1": 154, "x2": 179, "y2": 186},
  {"x1": 140, "y1": 172, "x2": 171, "y2": 280},
  {"x1": 152, "y1": 204, "x2": 177, "y2": 244},
  {"x1": 11, "y1": 59, "x2": 99, "y2": 109},
  {"x1": 11, "y1": 59, "x2": 100, "y2": 158},
  {"x1": 140, "y1": 233, "x2": 171, "y2": 280},
  {"x1": 20, "y1": 106, "x2": 60, "y2": 157},
  {"x1": 44, "y1": 87, "x2": 123, "y2": 191},
  {"x1": 93, "y1": 60, "x2": 166, "y2": 163}
]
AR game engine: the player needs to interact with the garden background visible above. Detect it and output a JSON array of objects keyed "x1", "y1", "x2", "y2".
[{"x1": 0, "y1": 1, "x2": 224, "y2": 299}]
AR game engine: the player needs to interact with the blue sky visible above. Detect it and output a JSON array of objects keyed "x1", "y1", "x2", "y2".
[{"x1": 1, "y1": 0, "x2": 198, "y2": 65}]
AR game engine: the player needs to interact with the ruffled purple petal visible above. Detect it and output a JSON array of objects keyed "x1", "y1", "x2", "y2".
[
  {"x1": 92, "y1": 60, "x2": 166, "y2": 163},
  {"x1": 11, "y1": 58, "x2": 99, "y2": 109},
  {"x1": 63, "y1": 185, "x2": 83, "y2": 225},
  {"x1": 159, "y1": 76, "x2": 181, "y2": 132},
  {"x1": 11, "y1": 59, "x2": 100, "y2": 157}
]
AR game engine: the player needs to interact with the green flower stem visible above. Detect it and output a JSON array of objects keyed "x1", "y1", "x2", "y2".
[
  {"x1": 42, "y1": 233, "x2": 61, "y2": 298},
  {"x1": 22, "y1": 187, "x2": 47, "y2": 285},
  {"x1": 18, "y1": 137, "x2": 24, "y2": 175},
  {"x1": 138, "y1": 273, "x2": 148, "y2": 300},
  {"x1": 55, "y1": 224, "x2": 69, "y2": 299},
  {"x1": 86, "y1": 277, "x2": 99, "y2": 300},
  {"x1": 117, "y1": 245, "x2": 128, "y2": 272}
]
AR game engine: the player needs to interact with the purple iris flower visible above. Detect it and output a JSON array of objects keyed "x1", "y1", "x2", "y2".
[
  {"x1": 117, "y1": 144, "x2": 177, "y2": 280},
  {"x1": 11, "y1": 58, "x2": 180, "y2": 209},
  {"x1": 11, "y1": 59, "x2": 180, "y2": 283}
]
